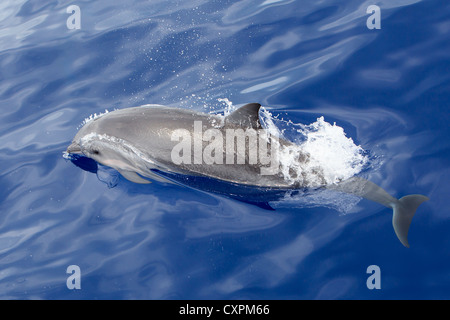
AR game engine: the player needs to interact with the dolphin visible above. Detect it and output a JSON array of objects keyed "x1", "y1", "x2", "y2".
[{"x1": 66, "y1": 103, "x2": 429, "y2": 247}]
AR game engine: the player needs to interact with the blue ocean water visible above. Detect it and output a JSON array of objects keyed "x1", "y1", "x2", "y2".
[{"x1": 0, "y1": 0, "x2": 449, "y2": 300}]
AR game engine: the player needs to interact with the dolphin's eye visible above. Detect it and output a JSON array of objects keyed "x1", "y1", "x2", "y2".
[{"x1": 92, "y1": 149, "x2": 100, "y2": 155}]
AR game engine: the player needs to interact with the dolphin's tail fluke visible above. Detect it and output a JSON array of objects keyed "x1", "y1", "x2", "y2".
[
  {"x1": 392, "y1": 194, "x2": 429, "y2": 248},
  {"x1": 329, "y1": 177, "x2": 429, "y2": 247}
]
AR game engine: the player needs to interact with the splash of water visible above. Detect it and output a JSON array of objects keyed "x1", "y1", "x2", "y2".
[
  {"x1": 260, "y1": 109, "x2": 368, "y2": 187},
  {"x1": 217, "y1": 97, "x2": 235, "y2": 116},
  {"x1": 77, "y1": 109, "x2": 110, "y2": 130},
  {"x1": 259, "y1": 107, "x2": 369, "y2": 213}
]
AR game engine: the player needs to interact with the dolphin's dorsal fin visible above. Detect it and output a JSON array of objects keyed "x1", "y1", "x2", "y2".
[{"x1": 224, "y1": 103, "x2": 262, "y2": 129}]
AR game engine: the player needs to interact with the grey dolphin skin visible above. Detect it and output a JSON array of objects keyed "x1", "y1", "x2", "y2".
[{"x1": 66, "y1": 103, "x2": 428, "y2": 247}]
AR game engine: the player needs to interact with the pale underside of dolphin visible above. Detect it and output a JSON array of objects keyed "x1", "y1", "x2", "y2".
[{"x1": 66, "y1": 103, "x2": 429, "y2": 247}]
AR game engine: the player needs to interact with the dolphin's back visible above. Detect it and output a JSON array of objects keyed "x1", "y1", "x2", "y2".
[{"x1": 84, "y1": 105, "x2": 292, "y2": 187}]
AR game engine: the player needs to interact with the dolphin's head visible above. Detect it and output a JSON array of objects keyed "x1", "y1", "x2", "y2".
[
  {"x1": 66, "y1": 114, "x2": 144, "y2": 173},
  {"x1": 67, "y1": 134, "x2": 105, "y2": 163},
  {"x1": 67, "y1": 117, "x2": 114, "y2": 164},
  {"x1": 67, "y1": 119, "x2": 103, "y2": 161}
]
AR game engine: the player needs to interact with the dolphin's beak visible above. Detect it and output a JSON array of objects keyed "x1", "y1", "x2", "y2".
[{"x1": 67, "y1": 141, "x2": 82, "y2": 154}]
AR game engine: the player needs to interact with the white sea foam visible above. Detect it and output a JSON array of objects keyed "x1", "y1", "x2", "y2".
[
  {"x1": 77, "y1": 109, "x2": 110, "y2": 130},
  {"x1": 62, "y1": 151, "x2": 72, "y2": 160},
  {"x1": 217, "y1": 97, "x2": 235, "y2": 117},
  {"x1": 261, "y1": 108, "x2": 369, "y2": 187},
  {"x1": 294, "y1": 116, "x2": 367, "y2": 185},
  {"x1": 260, "y1": 109, "x2": 369, "y2": 213}
]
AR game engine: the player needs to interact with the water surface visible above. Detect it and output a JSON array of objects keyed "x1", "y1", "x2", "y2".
[{"x1": 0, "y1": 0, "x2": 449, "y2": 299}]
